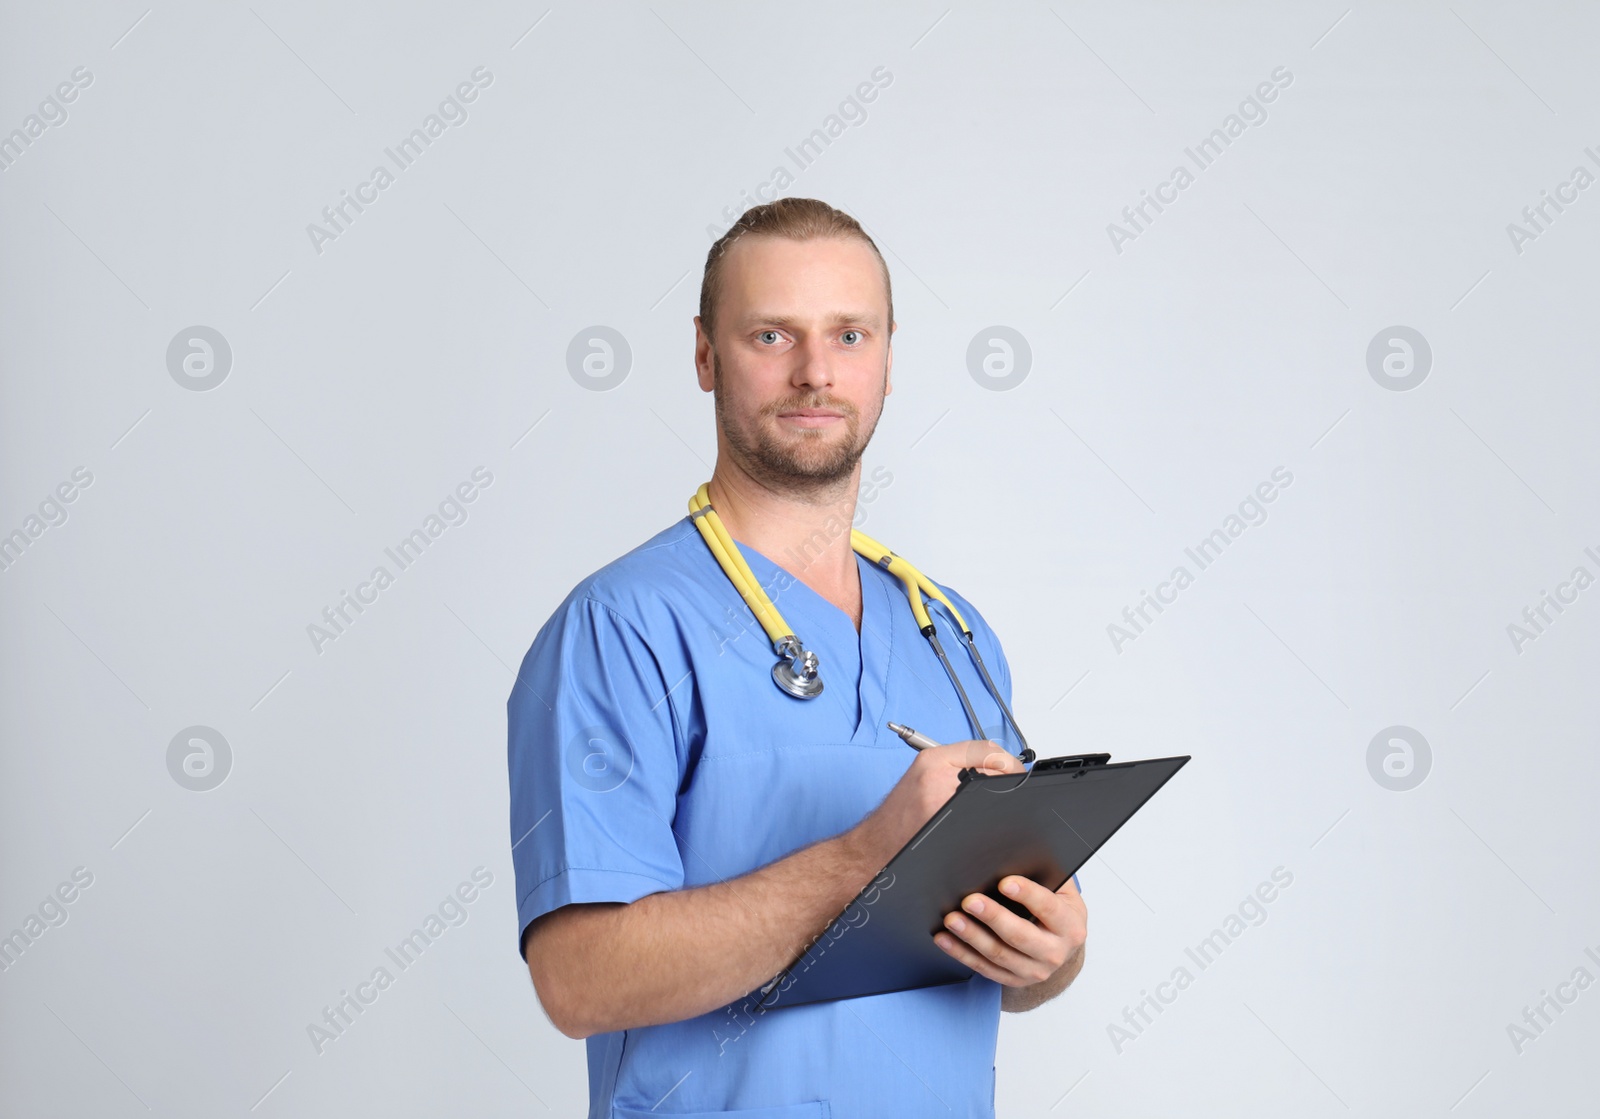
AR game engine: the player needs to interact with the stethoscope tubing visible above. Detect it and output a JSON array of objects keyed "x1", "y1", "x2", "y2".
[{"x1": 688, "y1": 483, "x2": 1033, "y2": 764}]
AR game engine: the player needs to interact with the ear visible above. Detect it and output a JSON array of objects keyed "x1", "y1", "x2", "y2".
[
  {"x1": 694, "y1": 317, "x2": 715, "y2": 392},
  {"x1": 884, "y1": 321, "x2": 895, "y2": 396}
]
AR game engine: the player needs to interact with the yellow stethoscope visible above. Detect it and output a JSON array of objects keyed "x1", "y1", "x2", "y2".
[{"x1": 689, "y1": 482, "x2": 1033, "y2": 762}]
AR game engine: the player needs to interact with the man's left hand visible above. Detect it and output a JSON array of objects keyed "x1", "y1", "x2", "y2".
[{"x1": 933, "y1": 875, "x2": 1087, "y2": 990}]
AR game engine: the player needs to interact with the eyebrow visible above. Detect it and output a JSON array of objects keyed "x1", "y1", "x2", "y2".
[{"x1": 735, "y1": 311, "x2": 883, "y2": 330}]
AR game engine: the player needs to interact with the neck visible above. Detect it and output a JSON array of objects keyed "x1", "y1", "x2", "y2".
[{"x1": 705, "y1": 464, "x2": 860, "y2": 588}]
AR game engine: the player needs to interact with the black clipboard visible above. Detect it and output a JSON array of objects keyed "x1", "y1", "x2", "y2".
[{"x1": 752, "y1": 751, "x2": 1190, "y2": 1009}]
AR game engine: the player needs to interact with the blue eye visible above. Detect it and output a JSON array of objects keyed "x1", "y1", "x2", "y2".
[
  {"x1": 760, "y1": 331, "x2": 781, "y2": 344},
  {"x1": 841, "y1": 330, "x2": 861, "y2": 345}
]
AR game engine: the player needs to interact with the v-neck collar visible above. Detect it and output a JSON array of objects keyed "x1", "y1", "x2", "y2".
[{"x1": 730, "y1": 541, "x2": 890, "y2": 746}]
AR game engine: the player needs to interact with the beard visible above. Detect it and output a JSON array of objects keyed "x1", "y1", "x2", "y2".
[{"x1": 712, "y1": 350, "x2": 886, "y2": 489}]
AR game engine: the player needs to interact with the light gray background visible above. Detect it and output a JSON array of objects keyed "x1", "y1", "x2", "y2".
[{"x1": 2, "y1": 1, "x2": 1596, "y2": 1115}]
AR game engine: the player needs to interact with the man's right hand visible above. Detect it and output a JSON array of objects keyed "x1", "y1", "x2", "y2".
[
  {"x1": 525, "y1": 739, "x2": 1026, "y2": 1037},
  {"x1": 852, "y1": 739, "x2": 1025, "y2": 866}
]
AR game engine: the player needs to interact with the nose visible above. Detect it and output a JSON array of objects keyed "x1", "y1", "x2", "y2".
[{"x1": 790, "y1": 332, "x2": 835, "y2": 394}]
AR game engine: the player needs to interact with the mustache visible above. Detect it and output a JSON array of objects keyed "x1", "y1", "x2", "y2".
[{"x1": 764, "y1": 395, "x2": 857, "y2": 418}]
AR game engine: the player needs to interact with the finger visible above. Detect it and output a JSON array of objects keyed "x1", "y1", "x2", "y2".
[
  {"x1": 940, "y1": 896, "x2": 1056, "y2": 973},
  {"x1": 933, "y1": 928, "x2": 1026, "y2": 985},
  {"x1": 932, "y1": 928, "x2": 1031, "y2": 986},
  {"x1": 951, "y1": 739, "x2": 1023, "y2": 774},
  {"x1": 1000, "y1": 876, "x2": 1080, "y2": 937},
  {"x1": 1054, "y1": 875, "x2": 1088, "y2": 918},
  {"x1": 946, "y1": 895, "x2": 1059, "y2": 974}
]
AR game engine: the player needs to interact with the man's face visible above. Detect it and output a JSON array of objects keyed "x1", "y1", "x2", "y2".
[{"x1": 696, "y1": 235, "x2": 894, "y2": 488}]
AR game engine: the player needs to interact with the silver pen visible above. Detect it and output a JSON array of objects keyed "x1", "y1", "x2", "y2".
[{"x1": 887, "y1": 721, "x2": 943, "y2": 751}]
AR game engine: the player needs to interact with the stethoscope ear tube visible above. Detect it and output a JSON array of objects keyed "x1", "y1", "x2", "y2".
[
  {"x1": 961, "y1": 630, "x2": 1034, "y2": 765},
  {"x1": 687, "y1": 483, "x2": 1032, "y2": 762},
  {"x1": 922, "y1": 624, "x2": 985, "y2": 743},
  {"x1": 925, "y1": 622, "x2": 1034, "y2": 766}
]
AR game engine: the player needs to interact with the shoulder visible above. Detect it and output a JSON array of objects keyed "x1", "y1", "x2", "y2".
[
  {"x1": 924, "y1": 576, "x2": 1010, "y2": 667},
  {"x1": 576, "y1": 516, "x2": 714, "y2": 618},
  {"x1": 927, "y1": 578, "x2": 998, "y2": 639},
  {"x1": 524, "y1": 516, "x2": 713, "y2": 650}
]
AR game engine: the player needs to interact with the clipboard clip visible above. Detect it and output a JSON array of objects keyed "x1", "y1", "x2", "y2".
[
  {"x1": 958, "y1": 752, "x2": 1111, "y2": 785},
  {"x1": 1031, "y1": 752, "x2": 1112, "y2": 774}
]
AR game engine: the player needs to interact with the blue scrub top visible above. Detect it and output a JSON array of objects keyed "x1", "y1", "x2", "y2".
[{"x1": 508, "y1": 515, "x2": 1026, "y2": 1119}]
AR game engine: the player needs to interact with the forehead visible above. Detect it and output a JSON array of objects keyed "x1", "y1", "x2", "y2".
[{"x1": 717, "y1": 235, "x2": 888, "y2": 325}]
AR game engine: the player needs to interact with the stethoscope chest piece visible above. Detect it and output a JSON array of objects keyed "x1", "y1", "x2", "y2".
[
  {"x1": 772, "y1": 636, "x2": 824, "y2": 699},
  {"x1": 688, "y1": 485, "x2": 1029, "y2": 758}
]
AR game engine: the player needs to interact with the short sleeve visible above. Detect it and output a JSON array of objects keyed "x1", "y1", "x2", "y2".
[{"x1": 507, "y1": 594, "x2": 686, "y2": 958}]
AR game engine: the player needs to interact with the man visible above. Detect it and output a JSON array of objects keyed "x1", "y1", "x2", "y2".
[{"x1": 508, "y1": 197, "x2": 1087, "y2": 1118}]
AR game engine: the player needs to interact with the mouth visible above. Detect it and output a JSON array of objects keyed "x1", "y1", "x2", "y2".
[{"x1": 777, "y1": 407, "x2": 846, "y2": 428}]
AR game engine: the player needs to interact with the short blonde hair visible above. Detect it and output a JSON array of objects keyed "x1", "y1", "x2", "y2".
[{"x1": 698, "y1": 197, "x2": 894, "y2": 343}]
